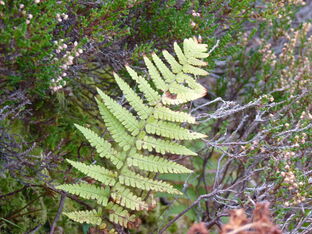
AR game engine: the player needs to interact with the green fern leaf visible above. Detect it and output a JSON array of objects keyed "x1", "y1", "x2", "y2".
[
  {"x1": 106, "y1": 202, "x2": 137, "y2": 228},
  {"x1": 183, "y1": 38, "x2": 209, "y2": 58},
  {"x1": 176, "y1": 74, "x2": 207, "y2": 94},
  {"x1": 182, "y1": 64, "x2": 208, "y2": 76},
  {"x1": 57, "y1": 183, "x2": 110, "y2": 206},
  {"x1": 174, "y1": 42, "x2": 188, "y2": 65},
  {"x1": 97, "y1": 88, "x2": 140, "y2": 136},
  {"x1": 66, "y1": 160, "x2": 117, "y2": 186},
  {"x1": 136, "y1": 136, "x2": 197, "y2": 156},
  {"x1": 145, "y1": 119, "x2": 206, "y2": 140},
  {"x1": 187, "y1": 57, "x2": 208, "y2": 67},
  {"x1": 119, "y1": 169, "x2": 182, "y2": 194},
  {"x1": 97, "y1": 99, "x2": 134, "y2": 151},
  {"x1": 111, "y1": 184, "x2": 148, "y2": 210},
  {"x1": 151, "y1": 53, "x2": 176, "y2": 83},
  {"x1": 162, "y1": 50, "x2": 182, "y2": 74},
  {"x1": 153, "y1": 106, "x2": 196, "y2": 123},
  {"x1": 127, "y1": 153, "x2": 192, "y2": 174},
  {"x1": 64, "y1": 209, "x2": 103, "y2": 225},
  {"x1": 74, "y1": 124, "x2": 122, "y2": 168},
  {"x1": 143, "y1": 56, "x2": 168, "y2": 91},
  {"x1": 125, "y1": 66, "x2": 160, "y2": 105},
  {"x1": 114, "y1": 73, "x2": 151, "y2": 120}
]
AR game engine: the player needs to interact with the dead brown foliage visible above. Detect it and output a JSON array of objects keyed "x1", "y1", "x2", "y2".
[{"x1": 220, "y1": 202, "x2": 281, "y2": 234}]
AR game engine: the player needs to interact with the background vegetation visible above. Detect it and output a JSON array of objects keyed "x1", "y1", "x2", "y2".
[{"x1": 0, "y1": 0, "x2": 311, "y2": 233}]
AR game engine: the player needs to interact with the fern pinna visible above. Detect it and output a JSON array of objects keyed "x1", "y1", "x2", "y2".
[{"x1": 57, "y1": 37, "x2": 209, "y2": 231}]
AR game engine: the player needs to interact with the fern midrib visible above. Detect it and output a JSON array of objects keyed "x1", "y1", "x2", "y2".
[{"x1": 111, "y1": 72, "x2": 191, "y2": 192}]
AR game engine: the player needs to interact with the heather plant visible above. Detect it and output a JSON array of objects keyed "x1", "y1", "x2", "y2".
[{"x1": 1, "y1": 0, "x2": 312, "y2": 233}]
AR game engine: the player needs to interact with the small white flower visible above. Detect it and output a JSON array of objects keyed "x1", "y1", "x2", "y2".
[
  {"x1": 63, "y1": 14, "x2": 68, "y2": 20},
  {"x1": 28, "y1": 14, "x2": 33, "y2": 19},
  {"x1": 66, "y1": 60, "x2": 73, "y2": 66},
  {"x1": 34, "y1": 0, "x2": 40, "y2": 3},
  {"x1": 62, "y1": 44, "x2": 67, "y2": 49},
  {"x1": 53, "y1": 40, "x2": 58, "y2": 44},
  {"x1": 0, "y1": 1, "x2": 5, "y2": 6},
  {"x1": 78, "y1": 49, "x2": 83, "y2": 54},
  {"x1": 62, "y1": 72, "x2": 67, "y2": 77},
  {"x1": 190, "y1": 21, "x2": 196, "y2": 27},
  {"x1": 68, "y1": 55, "x2": 74, "y2": 61},
  {"x1": 73, "y1": 41, "x2": 78, "y2": 47},
  {"x1": 56, "y1": 49, "x2": 61, "y2": 54},
  {"x1": 75, "y1": 52, "x2": 80, "y2": 57},
  {"x1": 19, "y1": 4, "x2": 24, "y2": 9},
  {"x1": 26, "y1": 20, "x2": 30, "y2": 24},
  {"x1": 56, "y1": 13, "x2": 60, "y2": 18},
  {"x1": 57, "y1": 18, "x2": 62, "y2": 22}
]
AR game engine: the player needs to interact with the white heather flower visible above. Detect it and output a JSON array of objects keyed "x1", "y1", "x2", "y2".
[
  {"x1": 53, "y1": 40, "x2": 58, "y2": 44},
  {"x1": 34, "y1": 0, "x2": 40, "y2": 3},
  {"x1": 62, "y1": 72, "x2": 67, "y2": 77},
  {"x1": 0, "y1": 1, "x2": 4, "y2": 6},
  {"x1": 57, "y1": 18, "x2": 62, "y2": 22},
  {"x1": 62, "y1": 44, "x2": 67, "y2": 49},
  {"x1": 56, "y1": 13, "x2": 60, "y2": 18},
  {"x1": 75, "y1": 52, "x2": 80, "y2": 57},
  {"x1": 63, "y1": 14, "x2": 68, "y2": 20},
  {"x1": 26, "y1": 20, "x2": 30, "y2": 24},
  {"x1": 56, "y1": 49, "x2": 61, "y2": 54},
  {"x1": 66, "y1": 60, "x2": 73, "y2": 66},
  {"x1": 74, "y1": 41, "x2": 78, "y2": 47},
  {"x1": 61, "y1": 64, "x2": 68, "y2": 70},
  {"x1": 68, "y1": 55, "x2": 74, "y2": 61},
  {"x1": 19, "y1": 4, "x2": 24, "y2": 9},
  {"x1": 28, "y1": 14, "x2": 33, "y2": 19},
  {"x1": 191, "y1": 21, "x2": 196, "y2": 27},
  {"x1": 78, "y1": 49, "x2": 83, "y2": 54}
]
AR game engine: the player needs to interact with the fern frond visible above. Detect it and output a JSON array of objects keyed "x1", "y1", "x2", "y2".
[
  {"x1": 145, "y1": 119, "x2": 206, "y2": 140},
  {"x1": 60, "y1": 37, "x2": 211, "y2": 230},
  {"x1": 143, "y1": 56, "x2": 168, "y2": 91},
  {"x1": 64, "y1": 209, "x2": 103, "y2": 225},
  {"x1": 56, "y1": 183, "x2": 110, "y2": 206},
  {"x1": 174, "y1": 42, "x2": 188, "y2": 65},
  {"x1": 176, "y1": 73, "x2": 207, "y2": 94},
  {"x1": 97, "y1": 88, "x2": 140, "y2": 136},
  {"x1": 182, "y1": 64, "x2": 208, "y2": 76},
  {"x1": 66, "y1": 160, "x2": 117, "y2": 186},
  {"x1": 97, "y1": 99, "x2": 134, "y2": 151},
  {"x1": 162, "y1": 50, "x2": 182, "y2": 74},
  {"x1": 151, "y1": 53, "x2": 176, "y2": 83},
  {"x1": 125, "y1": 66, "x2": 160, "y2": 105},
  {"x1": 106, "y1": 202, "x2": 137, "y2": 228},
  {"x1": 127, "y1": 153, "x2": 192, "y2": 174},
  {"x1": 183, "y1": 37, "x2": 209, "y2": 58},
  {"x1": 119, "y1": 169, "x2": 182, "y2": 194},
  {"x1": 136, "y1": 136, "x2": 197, "y2": 155},
  {"x1": 74, "y1": 124, "x2": 122, "y2": 168},
  {"x1": 153, "y1": 106, "x2": 196, "y2": 123},
  {"x1": 114, "y1": 73, "x2": 151, "y2": 120},
  {"x1": 162, "y1": 82, "x2": 204, "y2": 104},
  {"x1": 111, "y1": 184, "x2": 148, "y2": 211}
]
